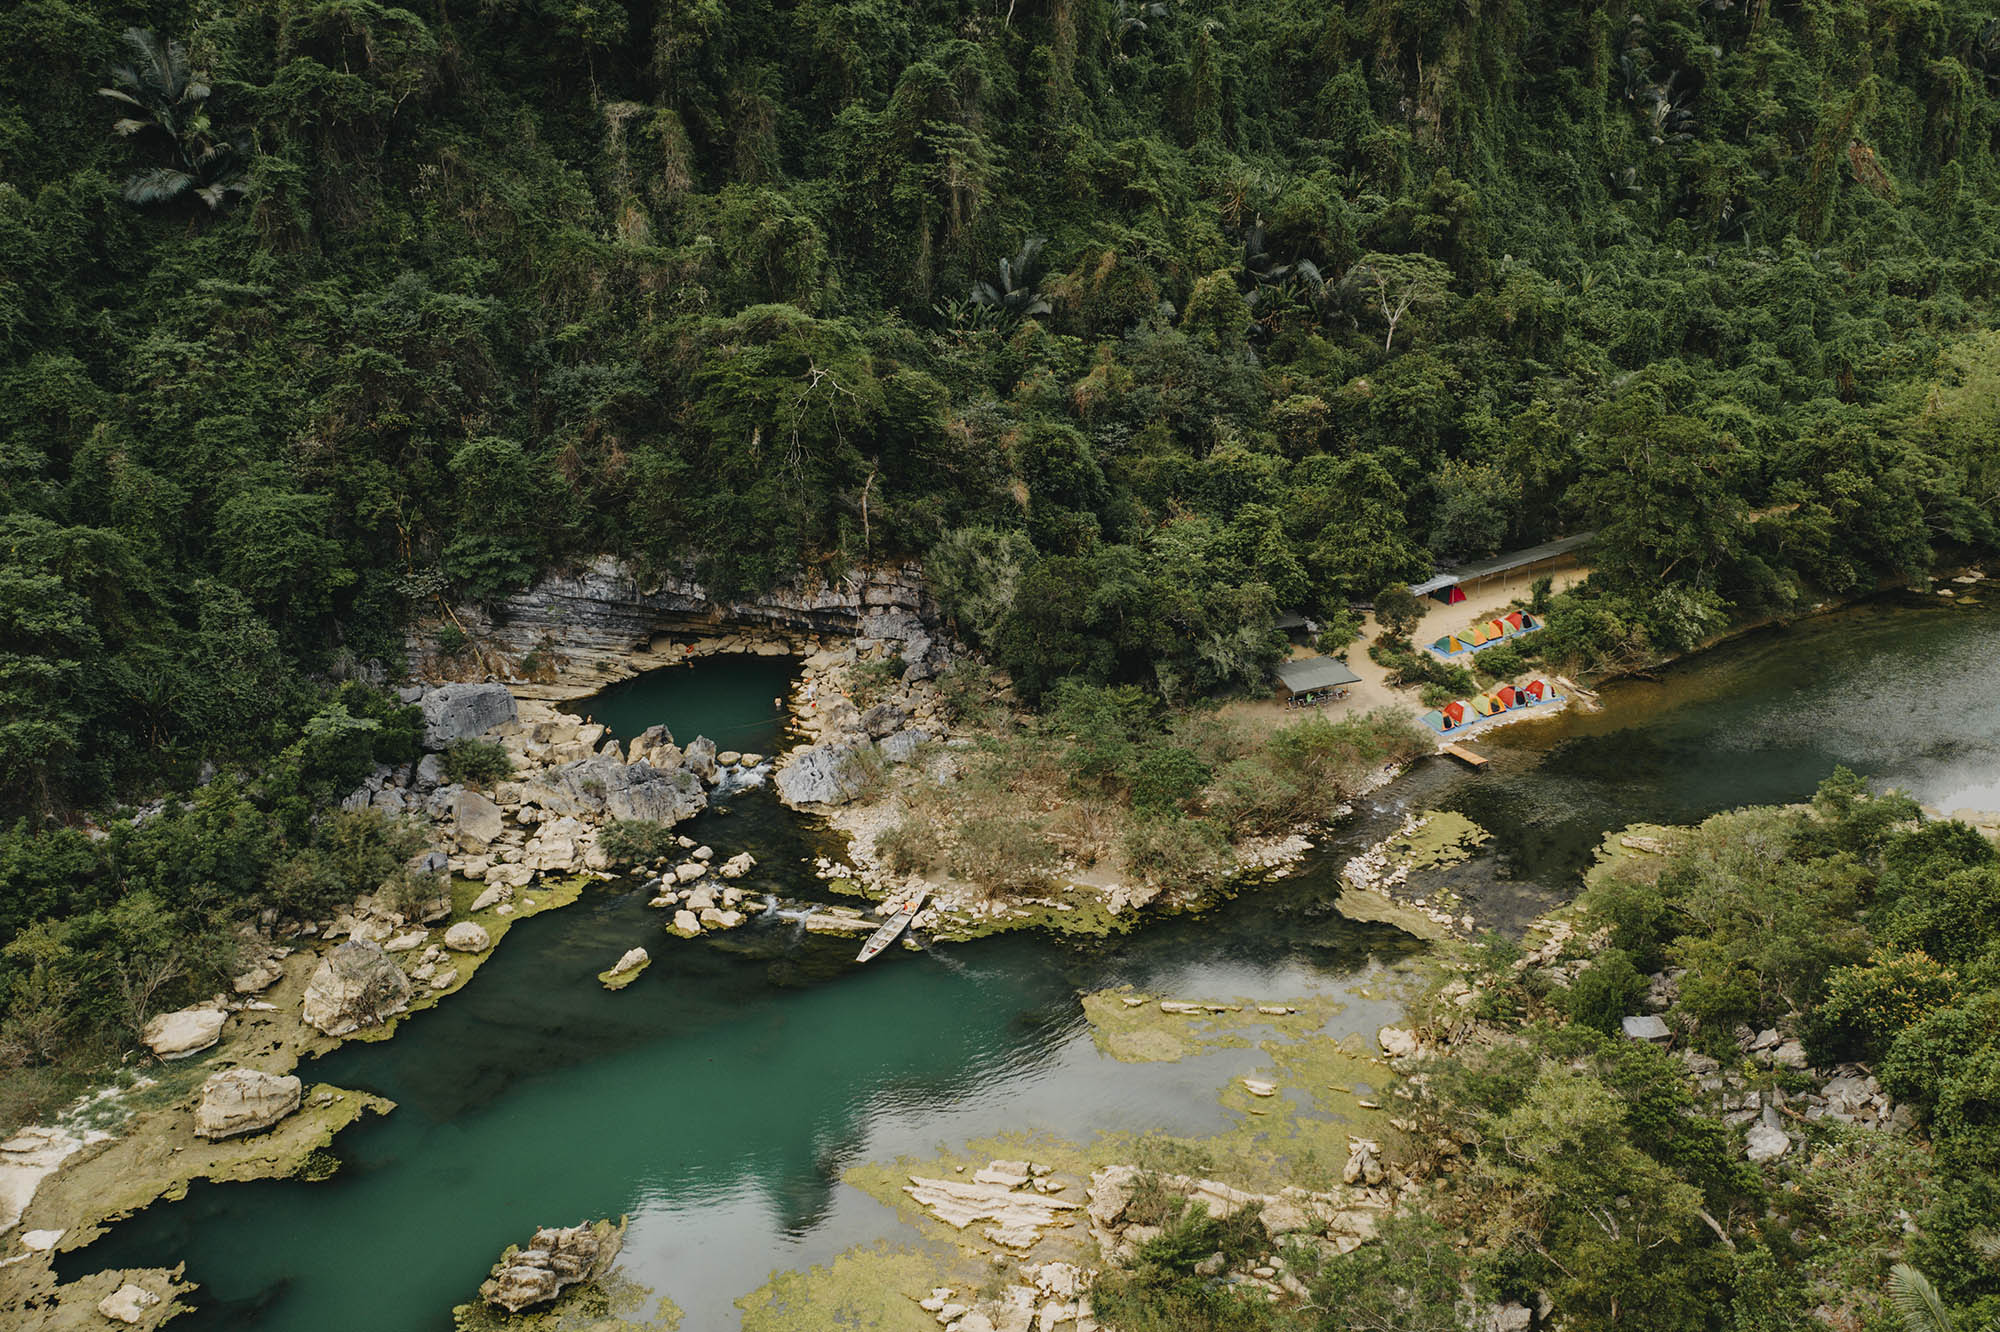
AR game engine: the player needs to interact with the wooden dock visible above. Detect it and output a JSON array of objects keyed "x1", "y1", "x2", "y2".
[{"x1": 1443, "y1": 743, "x2": 1489, "y2": 768}]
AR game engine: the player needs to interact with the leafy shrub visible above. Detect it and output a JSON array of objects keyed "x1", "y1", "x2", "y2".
[
  {"x1": 1566, "y1": 948, "x2": 1648, "y2": 1035},
  {"x1": 849, "y1": 654, "x2": 904, "y2": 708},
  {"x1": 1811, "y1": 949, "x2": 1963, "y2": 1064},
  {"x1": 1419, "y1": 682, "x2": 1457, "y2": 708},
  {"x1": 1128, "y1": 744, "x2": 1212, "y2": 814},
  {"x1": 875, "y1": 816, "x2": 934, "y2": 875},
  {"x1": 933, "y1": 659, "x2": 993, "y2": 726},
  {"x1": 1122, "y1": 815, "x2": 1229, "y2": 886},
  {"x1": 600, "y1": 820, "x2": 681, "y2": 864},
  {"x1": 1473, "y1": 639, "x2": 1528, "y2": 681},
  {"x1": 443, "y1": 738, "x2": 513, "y2": 787},
  {"x1": 435, "y1": 623, "x2": 468, "y2": 655}
]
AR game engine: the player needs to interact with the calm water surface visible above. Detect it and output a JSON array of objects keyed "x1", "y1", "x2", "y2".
[{"x1": 71, "y1": 598, "x2": 2000, "y2": 1329}]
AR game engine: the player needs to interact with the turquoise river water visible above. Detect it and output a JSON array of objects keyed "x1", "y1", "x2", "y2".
[{"x1": 69, "y1": 597, "x2": 2000, "y2": 1329}]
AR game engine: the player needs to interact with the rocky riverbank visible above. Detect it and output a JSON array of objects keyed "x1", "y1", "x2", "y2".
[{"x1": 413, "y1": 557, "x2": 938, "y2": 703}]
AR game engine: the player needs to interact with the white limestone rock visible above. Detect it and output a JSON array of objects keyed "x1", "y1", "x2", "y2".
[
  {"x1": 142, "y1": 1007, "x2": 226, "y2": 1060},
  {"x1": 194, "y1": 1068, "x2": 302, "y2": 1140}
]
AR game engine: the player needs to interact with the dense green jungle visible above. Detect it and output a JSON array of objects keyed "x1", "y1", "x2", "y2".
[{"x1": 4, "y1": 0, "x2": 2000, "y2": 1327}]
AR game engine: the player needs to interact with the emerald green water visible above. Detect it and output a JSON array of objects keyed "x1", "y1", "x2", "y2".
[{"x1": 69, "y1": 598, "x2": 2000, "y2": 1329}]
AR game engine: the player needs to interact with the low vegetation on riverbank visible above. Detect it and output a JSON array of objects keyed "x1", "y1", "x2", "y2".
[
  {"x1": 907, "y1": 693, "x2": 1423, "y2": 889},
  {"x1": 1095, "y1": 773, "x2": 2000, "y2": 1332}
]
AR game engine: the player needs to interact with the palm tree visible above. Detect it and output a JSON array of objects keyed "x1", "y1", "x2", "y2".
[
  {"x1": 1888, "y1": 1238, "x2": 2000, "y2": 1332},
  {"x1": 1241, "y1": 220, "x2": 1323, "y2": 309},
  {"x1": 970, "y1": 237, "x2": 1052, "y2": 320},
  {"x1": 98, "y1": 28, "x2": 249, "y2": 210},
  {"x1": 1890, "y1": 1265, "x2": 1960, "y2": 1332}
]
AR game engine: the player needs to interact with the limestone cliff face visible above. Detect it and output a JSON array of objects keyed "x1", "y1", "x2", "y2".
[{"x1": 417, "y1": 557, "x2": 939, "y2": 697}]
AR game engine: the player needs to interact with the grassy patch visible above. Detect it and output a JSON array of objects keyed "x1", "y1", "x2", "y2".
[
  {"x1": 1380, "y1": 810, "x2": 1491, "y2": 874},
  {"x1": 29, "y1": 1083, "x2": 393, "y2": 1252},
  {"x1": 736, "y1": 1241, "x2": 944, "y2": 1332},
  {"x1": 1079, "y1": 987, "x2": 1343, "y2": 1064}
]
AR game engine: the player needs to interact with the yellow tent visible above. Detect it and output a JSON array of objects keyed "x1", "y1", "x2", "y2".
[{"x1": 1469, "y1": 694, "x2": 1497, "y2": 716}]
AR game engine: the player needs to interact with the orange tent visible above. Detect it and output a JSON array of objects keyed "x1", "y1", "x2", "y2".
[{"x1": 1486, "y1": 618, "x2": 1507, "y2": 639}]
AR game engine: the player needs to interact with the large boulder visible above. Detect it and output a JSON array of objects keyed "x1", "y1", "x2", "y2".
[
  {"x1": 444, "y1": 921, "x2": 492, "y2": 953},
  {"x1": 422, "y1": 683, "x2": 518, "y2": 750},
  {"x1": 1745, "y1": 1122, "x2": 1791, "y2": 1163},
  {"x1": 878, "y1": 729, "x2": 930, "y2": 764},
  {"x1": 774, "y1": 743, "x2": 874, "y2": 808},
  {"x1": 479, "y1": 1221, "x2": 623, "y2": 1313},
  {"x1": 524, "y1": 756, "x2": 706, "y2": 825},
  {"x1": 302, "y1": 939, "x2": 413, "y2": 1036},
  {"x1": 860, "y1": 702, "x2": 907, "y2": 738},
  {"x1": 626, "y1": 723, "x2": 681, "y2": 770},
  {"x1": 98, "y1": 1284, "x2": 161, "y2": 1325},
  {"x1": 683, "y1": 736, "x2": 718, "y2": 783},
  {"x1": 142, "y1": 1007, "x2": 226, "y2": 1060},
  {"x1": 453, "y1": 788, "x2": 505, "y2": 852},
  {"x1": 194, "y1": 1068, "x2": 302, "y2": 1140}
]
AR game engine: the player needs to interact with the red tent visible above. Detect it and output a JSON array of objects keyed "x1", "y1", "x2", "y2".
[
  {"x1": 1493, "y1": 685, "x2": 1518, "y2": 709},
  {"x1": 1442, "y1": 700, "x2": 1466, "y2": 726},
  {"x1": 1524, "y1": 679, "x2": 1546, "y2": 700},
  {"x1": 1503, "y1": 611, "x2": 1524, "y2": 632}
]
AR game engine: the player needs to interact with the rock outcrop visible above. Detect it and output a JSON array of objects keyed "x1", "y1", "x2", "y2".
[
  {"x1": 775, "y1": 742, "x2": 874, "y2": 808},
  {"x1": 453, "y1": 788, "x2": 505, "y2": 852},
  {"x1": 478, "y1": 1221, "x2": 623, "y2": 1313},
  {"x1": 523, "y1": 755, "x2": 705, "y2": 824},
  {"x1": 302, "y1": 939, "x2": 413, "y2": 1036},
  {"x1": 142, "y1": 1007, "x2": 226, "y2": 1060},
  {"x1": 194, "y1": 1068, "x2": 303, "y2": 1139},
  {"x1": 422, "y1": 682, "x2": 518, "y2": 749},
  {"x1": 98, "y1": 1283, "x2": 161, "y2": 1324},
  {"x1": 428, "y1": 558, "x2": 938, "y2": 697}
]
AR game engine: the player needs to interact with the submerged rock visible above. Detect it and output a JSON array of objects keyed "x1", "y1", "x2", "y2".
[
  {"x1": 194, "y1": 1068, "x2": 302, "y2": 1140},
  {"x1": 478, "y1": 1220, "x2": 624, "y2": 1313},
  {"x1": 142, "y1": 1007, "x2": 226, "y2": 1059},
  {"x1": 302, "y1": 939, "x2": 413, "y2": 1036}
]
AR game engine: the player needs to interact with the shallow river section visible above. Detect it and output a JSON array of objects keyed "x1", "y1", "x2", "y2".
[{"x1": 72, "y1": 597, "x2": 2000, "y2": 1330}]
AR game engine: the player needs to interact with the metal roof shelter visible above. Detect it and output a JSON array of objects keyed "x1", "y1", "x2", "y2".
[
  {"x1": 1274, "y1": 657, "x2": 1362, "y2": 694},
  {"x1": 1410, "y1": 532, "x2": 1594, "y2": 598}
]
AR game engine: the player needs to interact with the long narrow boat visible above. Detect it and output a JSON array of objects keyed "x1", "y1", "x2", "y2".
[{"x1": 855, "y1": 888, "x2": 929, "y2": 963}]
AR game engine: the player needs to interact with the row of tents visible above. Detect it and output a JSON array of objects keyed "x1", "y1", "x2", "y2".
[
  {"x1": 1421, "y1": 679, "x2": 1564, "y2": 733},
  {"x1": 1430, "y1": 610, "x2": 1539, "y2": 658}
]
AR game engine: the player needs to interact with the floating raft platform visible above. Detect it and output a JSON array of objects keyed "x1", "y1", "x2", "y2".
[{"x1": 1442, "y1": 744, "x2": 1489, "y2": 768}]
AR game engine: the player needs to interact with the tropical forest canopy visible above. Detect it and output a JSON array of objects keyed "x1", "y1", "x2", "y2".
[{"x1": 7, "y1": 0, "x2": 2000, "y2": 812}]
